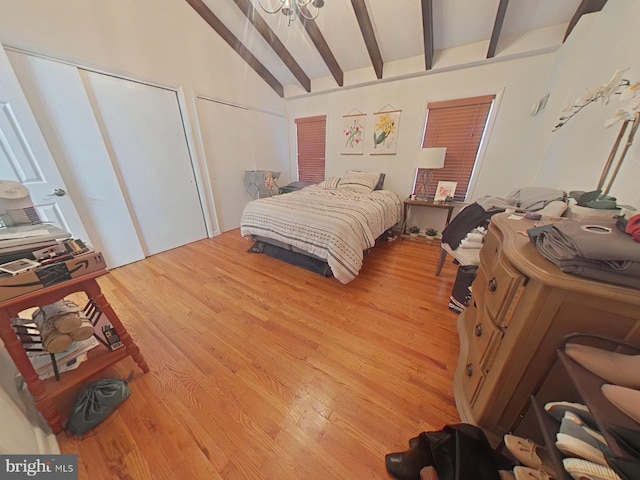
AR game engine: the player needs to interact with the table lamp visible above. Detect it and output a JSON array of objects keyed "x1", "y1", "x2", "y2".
[{"x1": 412, "y1": 147, "x2": 446, "y2": 199}]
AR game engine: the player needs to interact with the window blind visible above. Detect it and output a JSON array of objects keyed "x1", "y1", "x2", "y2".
[
  {"x1": 422, "y1": 95, "x2": 494, "y2": 201},
  {"x1": 295, "y1": 115, "x2": 326, "y2": 183}
]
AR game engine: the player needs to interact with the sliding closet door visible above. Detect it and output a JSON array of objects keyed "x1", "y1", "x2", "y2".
[
  {"x1": 196, "y1": 97, "x2": 288, "y2": 232},
  {"x1": 84, "y1": 72, "x2": 207, "y2": 256},
  {"x1": 7, "y1": 52, "x2": 145, "y2": 268}
]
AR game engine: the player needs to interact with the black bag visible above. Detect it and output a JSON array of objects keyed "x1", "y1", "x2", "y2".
[
  {"x1": 449, "y1": 266, "x2": 478, "y2": 314},
  {"x1": 385, "y1": 423, "x2": 501, "y2": 480},
  {"x1": 65, "y1": 373, "x2": 133, "y2": 436}
]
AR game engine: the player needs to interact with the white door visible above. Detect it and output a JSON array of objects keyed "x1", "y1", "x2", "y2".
[
  {"x1": 0, "y1": 45, "x2": 88, "y2": 238},
  {"x1": 85, "y1": 72, "x2": 207, "y2": 255}
]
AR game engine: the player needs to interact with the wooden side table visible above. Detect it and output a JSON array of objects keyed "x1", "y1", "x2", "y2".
[
  {"x1": 0, "y1": 269, "x2": 148, "y2": 433},
  {"x1": 400, "y1": 197, "x2": 468, "y2": 239}
]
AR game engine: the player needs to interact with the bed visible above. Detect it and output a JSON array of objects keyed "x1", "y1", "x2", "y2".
[{"x1": 240, "y1": 171, "x2": 402, "y2": 284}]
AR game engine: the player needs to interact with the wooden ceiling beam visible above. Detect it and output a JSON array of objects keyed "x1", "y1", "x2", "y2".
[
  {"x1": 231, "y1": 0, "x2": 311, "y2": 92},
  {"x1": 185, "y1": 0, "x2": 284, "y2": 97},
  {"x1": 421, "y1": 0, "x2": 434, "y2": 70},
  {"x1": 487, "y1": 0, "x2": 509, "y2": 58},
  {"x1": 351, "y1": 0, "x2": 383, "y2": 79},
  {"x1": 564, "y1": 0, "x2": 607, "y2": 41},
  {"x1": 297, "y1": 5, "x2": 344, "y2": 87}
]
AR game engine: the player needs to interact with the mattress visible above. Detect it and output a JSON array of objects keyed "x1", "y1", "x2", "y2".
[{"x1": 240, "y1": 185, "x2": 401, "y2": 283}]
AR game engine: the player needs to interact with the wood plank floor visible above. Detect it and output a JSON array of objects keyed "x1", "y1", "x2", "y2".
[{"x1": 57, "y1": 231, "x2": 462, "y2": 479}]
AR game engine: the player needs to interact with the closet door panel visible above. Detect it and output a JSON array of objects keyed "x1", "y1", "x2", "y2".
[
  {"x1": 7, "y1": 52, "x2": 145, "y2": 268},
  {"x1": 85, "y1": 72, "x2": 206, "y2": 255},
  {"x1": 196, "y1": 99, "x2": 252, "y2": 232}
]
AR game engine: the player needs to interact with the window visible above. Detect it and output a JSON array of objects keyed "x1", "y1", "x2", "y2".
[
  {"x1": 422, "y1": 95, "x2": 495, "y2": 201},
  {"x1": 295, "y1": 115, "x2": 326, "y2": 183}
]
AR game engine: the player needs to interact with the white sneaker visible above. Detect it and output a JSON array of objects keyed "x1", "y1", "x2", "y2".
[
  {"x1": 504, "y1": 434, "x2": 556, "y2": 477},
  {"x1": 562, "y1": 458, "x2": 622, "y2": 480}
]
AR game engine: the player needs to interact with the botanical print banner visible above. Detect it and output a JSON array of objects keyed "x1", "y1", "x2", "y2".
[
  {"x1": 371, "y1": 110, "x2": 401, "y2": 155},
  {"x1": 341, "y1": 114, "x2": 366, "y2": 155}
]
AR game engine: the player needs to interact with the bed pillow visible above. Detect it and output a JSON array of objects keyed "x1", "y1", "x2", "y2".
[
  {"x1": 337, "y1": 171, "x2": 380, "y2": 193},
  {"x1": 318, "y1": 177, "x2": 341, "y2": 189}
]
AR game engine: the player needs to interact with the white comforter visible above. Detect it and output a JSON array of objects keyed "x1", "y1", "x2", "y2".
[{"x1": 240, "y1": 185, "x2": 402, "y2": 283}]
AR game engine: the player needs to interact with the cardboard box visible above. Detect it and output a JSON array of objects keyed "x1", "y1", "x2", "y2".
[{"x1": 0, "y1": 251, "x2": 106, "y2": 303}]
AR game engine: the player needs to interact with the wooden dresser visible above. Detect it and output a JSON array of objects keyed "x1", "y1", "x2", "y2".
[{"x1": 454, "y1": 213, "x2": 640, "y2": 442}]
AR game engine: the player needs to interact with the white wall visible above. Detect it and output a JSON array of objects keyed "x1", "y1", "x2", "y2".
[
  {"x1": 286, "y1": 0, "x2": 640, "y2": 222},
  {"x1": 534, "y1": 0, "x2": 640, "y2": 211},
  {"x1": 0, "y1": 0, "x2": 288, "y2": 235},
  {"x1": 285, "y1": 54, "x2": 556, "y2": 230}
]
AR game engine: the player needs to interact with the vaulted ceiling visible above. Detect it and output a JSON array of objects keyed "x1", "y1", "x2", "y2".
[{"x1": 185, "y1": 0, "x2": 607, "y2": 98}]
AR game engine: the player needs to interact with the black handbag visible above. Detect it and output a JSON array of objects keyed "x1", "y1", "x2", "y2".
[
  {"x1": 385, "y1": 423, "x2": 501, "y2": 480},
  {"x1": 65, "y1": 373, "x2": 133, "y2": 436}
]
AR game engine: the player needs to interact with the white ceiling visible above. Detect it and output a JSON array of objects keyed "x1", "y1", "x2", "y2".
[{"x1": 200, "y1": 0, "x2": 584, "y2": 96}]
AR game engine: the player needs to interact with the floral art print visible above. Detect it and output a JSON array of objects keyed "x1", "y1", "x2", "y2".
[{"x1": 341, "y1": 114, "x2": 366, "y2": 155}]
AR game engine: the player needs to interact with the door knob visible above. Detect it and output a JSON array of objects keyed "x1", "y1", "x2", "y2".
[{"x1": 48, "y1": 188, "x2": 66, "y2": 197}]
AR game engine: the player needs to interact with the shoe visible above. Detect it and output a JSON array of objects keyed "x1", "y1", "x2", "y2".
[
  {"x1": 504, "y1": 435, "x2": 556, "y2": 476},
  {"x1": 602, "y1": 384, "x2": 640, "y2": 424},
  {"x1": 513, "y1": 466, "x2": 553, "y2": 480},
  {"x1": 562, "y1": 458, "x2": 621, "y2": 480},
  {"x1": 565, "y1": 343, "x2": 640, "y2": 389},
  {"x1": 386, "y1": 433, "x2": 434, "y2": 480},
  {"x1": 545, "y1": 401, "x2": 597, "y2": 430},
  {"x1": 555, "y1": 412, "x2": 610, "y2": 466}
]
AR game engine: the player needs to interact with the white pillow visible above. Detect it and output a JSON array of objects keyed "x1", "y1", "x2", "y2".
[
  {"x1": 318, "y1": 177, "x2": 341, "y2": 189},
  {"x1": 337, "y1": 171, "x2": 380, "y2": 193}
]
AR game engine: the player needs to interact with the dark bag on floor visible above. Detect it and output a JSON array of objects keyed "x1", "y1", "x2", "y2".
[
  {"x1": 385, "y1": 423, "x2": 500, "y2": 480},
  {"x1": 65, "y1": 373, "x2": 133, "y2": 436}
]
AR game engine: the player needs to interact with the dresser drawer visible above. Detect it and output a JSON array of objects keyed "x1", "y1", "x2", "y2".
[
  {"x1": 485, "y1": 256, "x2": 525, "y2": 323},
  {"x1": 461, "y1": 348, "x2": 484, "y2": 405},
  {"x1": 480, "y1": 225, "x2": 502, "y2": 276},
  {"x1": 467, "y1": 297, "x2": 504, "y2": 372},
  {"x1": 461, "y1": 314, "x2": 485, "y2": 405}
]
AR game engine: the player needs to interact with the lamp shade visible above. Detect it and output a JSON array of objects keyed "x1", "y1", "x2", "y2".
[{"x1": 415, "y1": 147, "x2": 447, "y2": 169}]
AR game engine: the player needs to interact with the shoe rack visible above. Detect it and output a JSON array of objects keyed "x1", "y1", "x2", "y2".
[
  {"x1": 527, "y1": 333, "x2": 640, "y2": 480},
  {"x1": 529, "y1": 395, "x2": 573, "y2": 480}
]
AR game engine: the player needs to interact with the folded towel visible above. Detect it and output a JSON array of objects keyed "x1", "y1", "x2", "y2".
[
  {"x1": 461, "y1": 239, "x2": 483, "y2": 249},
  {"x1": 465, "y1": 232, "x2": 484, "y2": 243}
]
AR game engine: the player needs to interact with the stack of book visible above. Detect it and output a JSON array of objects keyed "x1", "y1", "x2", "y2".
[{"x1": 0, "y1": 224, "x2": 91, "y2": 272}]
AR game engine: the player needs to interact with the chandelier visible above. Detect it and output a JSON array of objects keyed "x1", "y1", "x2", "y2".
[{"x1": 258, "y1": 0, "x2": 325, "y2": 25}]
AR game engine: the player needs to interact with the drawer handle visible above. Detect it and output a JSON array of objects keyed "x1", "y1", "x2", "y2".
[
  {"x1": 473, "y1": 300, "x2": 477, "y2": 308},
  {"x1": 474, "y1": 324, "x2": 483, "y2": 337},
  {"x1": 488, "y1": 277, "x2": 498, "y2": 291},
  {"x1": 466, "y1": 363, "x2": 473, "y2": 377}
]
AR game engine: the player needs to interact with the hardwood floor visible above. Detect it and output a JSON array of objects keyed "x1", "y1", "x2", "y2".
[{"x1": 57, "y1": 232, "x2": 462, "y2": 479}]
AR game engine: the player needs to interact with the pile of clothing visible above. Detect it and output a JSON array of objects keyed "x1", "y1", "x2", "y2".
[{"x1": 535, "y1": 215, "x2": 640, "y2": 288}]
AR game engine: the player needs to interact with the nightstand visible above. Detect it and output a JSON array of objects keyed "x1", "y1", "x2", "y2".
[{"x1": 400, "y1": 197, "x2": 467, "y2": 240}]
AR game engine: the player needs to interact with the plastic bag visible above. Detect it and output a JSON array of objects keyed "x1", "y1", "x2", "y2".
[{"x1": 65, "y1": 373, "x2": 132, "y2": 436}]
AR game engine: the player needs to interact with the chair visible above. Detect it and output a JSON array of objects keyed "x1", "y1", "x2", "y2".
[{"x1": 435, "y1": 242, "x2": 480, "y2": 276}]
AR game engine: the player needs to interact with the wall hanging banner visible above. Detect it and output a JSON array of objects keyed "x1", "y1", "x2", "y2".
[
  {"x1": 372, "y1": 105, "x2": 401, "y2": 155},
  {"x1": 341, "y1": 109, "x2": 366, "y2": 155}
]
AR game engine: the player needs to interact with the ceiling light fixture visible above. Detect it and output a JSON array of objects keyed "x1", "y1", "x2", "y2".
[{"x1": 258, "y1": 0, "x2": 324, "y2": 26}]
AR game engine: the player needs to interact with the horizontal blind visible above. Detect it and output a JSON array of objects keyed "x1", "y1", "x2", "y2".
[
  {"x1": 422, "y1": 96, "x2": 494, "y2": 201},
  {"x1": 295, "y1": 115, "x2": 326, "y2": 183}
]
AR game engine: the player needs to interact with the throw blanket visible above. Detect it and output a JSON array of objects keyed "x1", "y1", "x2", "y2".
[{"x1": 240, "y1": 185, "x2": 402, "y2": 283}]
